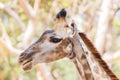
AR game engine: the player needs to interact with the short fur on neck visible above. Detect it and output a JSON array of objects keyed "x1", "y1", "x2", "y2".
[{"x1": 79, "y1": 32, "x2": 119, "y2": 80}]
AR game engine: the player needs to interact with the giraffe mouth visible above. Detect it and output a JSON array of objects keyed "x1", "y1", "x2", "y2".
[
  {"x1": 19, "y1": 57, "x2": 33, "y2": 71},
  {"x1": 23, "y1": 59, "x2": 32, "y2": 71}
]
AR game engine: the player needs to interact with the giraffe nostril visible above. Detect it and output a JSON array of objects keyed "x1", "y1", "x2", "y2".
[
  {"x1": 19, "y1": 53, "x2": 27, "y2": 58},
  {"x1": 18, "y1": 53, "x2": 27, "y2": 64},
  {"x1": 19, "y1": 56, "x2": 26, "y2": 63}
]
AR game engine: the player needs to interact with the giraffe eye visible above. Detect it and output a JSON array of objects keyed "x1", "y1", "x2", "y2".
[{"x1": 50, "y1": 37, "x2": 62, "y2": 43}]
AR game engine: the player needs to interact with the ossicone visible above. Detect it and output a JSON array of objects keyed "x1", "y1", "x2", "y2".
[{"x1": 56, "y1": 8, "x2": 66, "y2": 19}]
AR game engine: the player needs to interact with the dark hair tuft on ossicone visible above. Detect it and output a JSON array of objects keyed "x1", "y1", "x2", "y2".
[{"x1": 56, "y1": 8, "x2": 66, "y2": 18}]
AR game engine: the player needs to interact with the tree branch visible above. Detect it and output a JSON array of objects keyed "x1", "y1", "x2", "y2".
[
  {"x1": 103, "y1": 51, "x2": 120, "y2": 63},
  {"x1": 0, "y1": 39, "x2": 22, "y2": 55},
  {"x1": 94, "y1": 0, "x2": 112, "y2": 54},
  {"x1": 0, "y1": 21, "x2": 22, "y2": 55},
  {"x1": 18, "y1": 0, "x2": 35, "y2": 20},
  {"x1": 36, "y1": 63, "x2": 54, "y2": 80},
  {"x1": 0, "y1": 2, "x2": 26, "y2": 31},
  {"x1": 18, "y1": 0, "x2": 40, "y2": 48}
]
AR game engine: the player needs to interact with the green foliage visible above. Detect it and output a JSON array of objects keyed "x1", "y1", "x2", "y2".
[
  {"x1": 112, "y1": 61, "x2": 120, "y2": 78},
  {"x1": 113, "y1": 18, "x2": 120, "y2": 35},
  {"x1": 111, "y1": 16, "x2": 120, "y2": 51}
]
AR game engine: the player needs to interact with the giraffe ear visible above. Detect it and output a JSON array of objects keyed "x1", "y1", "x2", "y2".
[
  {"x1": 69, "y1": 21, "x2": 77, "y2": 38},
  {"x1": 56, "y1": 8, "x2": 66, "y2": 19}
]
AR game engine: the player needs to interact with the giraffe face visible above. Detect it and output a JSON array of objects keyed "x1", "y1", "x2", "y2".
[{"x1": 18, "y1": 30, "x2": 72, "y2": 71}]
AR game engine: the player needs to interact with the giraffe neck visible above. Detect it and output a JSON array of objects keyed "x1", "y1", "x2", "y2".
[
  {"x1": 79, "y1": 32, "x2": 119, "y2": 80},
  {"x1": 70, "y1": 33, "x2": 94, "y2": 80}
]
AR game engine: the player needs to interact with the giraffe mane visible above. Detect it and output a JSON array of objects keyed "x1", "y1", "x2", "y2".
[{"x1": 79, "y1": 32, "x2": 119, "y2": 80}]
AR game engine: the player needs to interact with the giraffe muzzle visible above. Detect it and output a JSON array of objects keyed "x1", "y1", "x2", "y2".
[{"x1": 18, "y1": 51, "x2": 34, "y2": 71}]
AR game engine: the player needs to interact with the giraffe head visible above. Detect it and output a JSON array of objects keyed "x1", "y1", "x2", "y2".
[{"x1": 18, "y1": 9, "x2": 74, "y2": 71}]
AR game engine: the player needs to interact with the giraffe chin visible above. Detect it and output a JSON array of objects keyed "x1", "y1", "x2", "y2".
[{"x1": 22, "y1": 61, "x2": 32, "y2": 71}]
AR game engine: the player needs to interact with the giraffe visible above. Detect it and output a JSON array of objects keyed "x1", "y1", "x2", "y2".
[{"x1": 18, "y1": 9, "x2": 119, "y2": 80}]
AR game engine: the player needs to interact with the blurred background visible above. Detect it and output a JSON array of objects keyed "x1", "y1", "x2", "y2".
[{"x1": 0, "y1": 0, "x2": 120, "y2": 80}]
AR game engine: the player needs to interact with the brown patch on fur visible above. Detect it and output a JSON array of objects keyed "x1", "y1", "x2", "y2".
[{"x1": 79, "y1": 32, "x2": 119, "y2": 80}]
